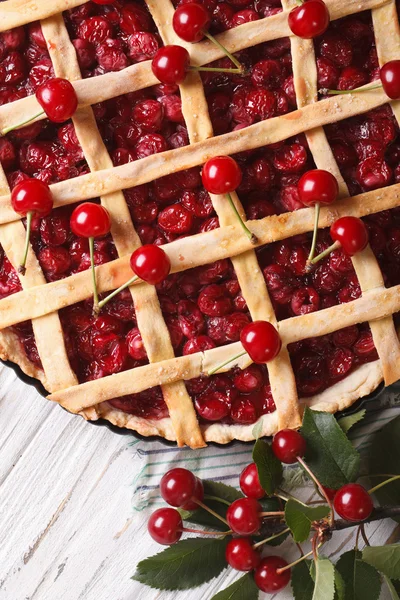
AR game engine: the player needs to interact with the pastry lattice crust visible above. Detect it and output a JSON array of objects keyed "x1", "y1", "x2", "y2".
[{"x1": 0, "y1": 0, "x2": 400, "y2": 447}]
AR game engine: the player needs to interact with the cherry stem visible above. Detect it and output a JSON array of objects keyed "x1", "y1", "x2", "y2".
[
  {"x1": 297, "y1": 456, "x2": 334, "y2": 526},
  {"x1": 309, "y1": 240, "x2": 341, "y2": 266},
  {"x1": 277, "y1": 548, "x2": 315, "y2": 574},
  {"x1": 227, "y1": 193, "x2": 258, "y2": 244},
  {"x1": 89, "y1": 236, "x2": 100, "y2": 314},
  {"x1": 189, "y1": 66, "x2": 242, "y2": 74},
  {"x1": 193, "y1": 498, "x2": 229, "y2": 526},
  {"x1": 253, "y1": 527, "x2": 291, "y2": 549},
  {"x1": 368, "y1": 474, "x2": 400, "y2": 495},
  {"x1": 259, "y1": 511, "x2": 285, "y2": 517},
  {"x1": 360, "y1": 523, "x2": 370, "y2": 547},
  {"x1": 320, "y1": 83, "x2": 382, "y2": 96},
  {"x1": 203, "y1": 31, "x2": 244, "y2": 72},
  {"x1": 181, "y1": 527, "x2": 231, "y2": 536},
  {"x1": 208, "y1": 349, "x2": 247, "y2": 376},
  {"x1": 307, "y1": 202, "x2": 320, "y2": 264},
  {"x1": 19, "y1": 211, "x2": 33, "y2": 276},
  {"x1": 204, "y1": 494, "x2": 231, "y2": 507},
  {"x1": 96, "y1": 273, "x2": 139, "y2": 314},
  {"x1": 1, "y1": 109, "x2": 45, "y2": 136},
  {"x1": 312, "y1": 533, "x2": 320, "y2": 561}
]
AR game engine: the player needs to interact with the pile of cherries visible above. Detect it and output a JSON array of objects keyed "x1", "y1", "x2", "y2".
[{"x1": 147, "y1": 428, "x2": 374, "y2": 594}]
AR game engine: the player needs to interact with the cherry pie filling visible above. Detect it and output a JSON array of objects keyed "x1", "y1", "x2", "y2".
[{"x1": 0, "y1": 3, "x2": 399, "y2": 426}]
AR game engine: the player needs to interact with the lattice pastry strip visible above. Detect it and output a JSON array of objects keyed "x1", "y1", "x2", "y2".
[{"x1": 41, "y1": 13, "x2": 205, "y2": 448}]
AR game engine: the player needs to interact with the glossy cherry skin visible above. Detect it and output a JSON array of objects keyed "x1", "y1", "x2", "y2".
[
  {"x1": 225, "y1": 538, "x2": 261, "y2": 572},
  {"x1": 148, "y1": 508, "x2": 183, "y2": 545},
  {"x1": 160, "y1": 468, "x2": 200, "y2": 508},
  {"x1": 11, "y1": 178, "x2": 53, "y2": 217},
  {"x1": 272, "y1": 429, "x2": 307, "y2": 464},
  {"x1": 181, "y1": 477, "x2": 205, "y2": 511},
  {"x1": 298, "y1": 169, "x2": 339, "y2": 208},
  {"x1": 254, "y1": 556, "x2": 291, "y2": 593},
  {"x1": 239, "y1": 463, "x2": 265, "y2": 500},
  {"x1": 330, "y1": 217, "x2": 369, "y2": 256},
  {"x1": 130, "y1": 244, "x2": 171, "y2": 285},
  {"x1": 152, "y1": 45, "x2": 190, "y2": 85},
  {"x1": 36, "y1": 78, "x2": 78, "y2": 123},
  {"x1": 202, "y1": 156, "x2": 242, "y2": 195},
  {"x1": 240, "y1": 321, "x2": 282, "y2": 364},
  {"x1": 288, "y1": 0, "x2": 330, "y2": 39},
  {"x1": 226, "y1": 497, "x2": 262, "y2": 535},
  {"x1": 173, "y1": 3, "x2": 211, "y2": 43},
  {"x1": 70, "y1": 203, "x2": 111, "y2": 238},
  {"x1": 333, "y1": 483, "x2": 374, "y2": 522},
  {"x1": 380, "y1": 60, "x2": 400, "y2": 100}
]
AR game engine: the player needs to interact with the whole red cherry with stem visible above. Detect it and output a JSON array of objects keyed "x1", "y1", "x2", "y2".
[
  {"x1": 225, "y1": 538, "x2": 261, "y2": 572},
  {"x1": 272, "y1": 429, "x2": 307, "y2": 464},
  {"x1": 310, "y1": 216, "x2": 369, "y2": 266},
  {"x1": 226, "y1": 497, "x2": 262, "y2": 536},
  {"x1": 288, "y1": 0, "x2": 330, "y2": 39},
  {"x1": 172, "y1": 3, "x2": 243, "y2": 71},
  {"x1": 70, "y1": 203, "x2": 111, "y2": 313},
  {"x1": 254, "y1": 556, "x2": 291, "y2": 593},
  {"x1": 297, "y1": 169, "x2": 339, "y2": 264},
  {"x1": 96, "y1": 244, "x2": 171, "y2": 313},
  {"x1": 202, "y1": 156, "x2": 257, "y2": 244},
  {"x1": 321, "y1": 60, "x2": 400, "y2": 100},
  {"x1": 333, "y1": 483, "x2": 374, "y2": 522},
  {"x1": 151, "y1": 45, "x2": 242, "y2": 86},
  {"x1": 240, "y1": 463, "x2": 265, "y2": 499},
  {"x1": 209, "y1": 320, "x2": 281, "y2": 375},
  {"x1": 11, "y1": 178, "x2": 53, "y2": 275},
  {"x1": 2, "y1": 78, "x2": 78, "y2": 136},
  {"x1": 148, "y1": 508, "x2": 183, "y2": 545},
  {"x1": 160, "y1": 468, "x2": 204, "y2": 508}
]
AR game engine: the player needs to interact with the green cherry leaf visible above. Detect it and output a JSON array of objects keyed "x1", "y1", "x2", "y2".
[
  {"x1": 384, "y1": 576, "x2": 400, "y2": 600},
  {"x1": 252, "y1": 419, "x2": 263, "y2": 440},
  {"x1": 211, "y1": 573, "x2": 259, "y2": 600},
  {"x1": 284, "y1": 498, "x2": 330, "y2": 543},
  {"x1": 132, "y1": 537, "x2": 228, "y2": 591},
  {"x1": 312, "y1": 557, "x2": 335, "y2": 600},
  {"x1": 368, "y1": 415, "x2": 400, "y2": 516},
  {"x1": 363, "y1": 545, "x2": 400, "y2": 580},
  {"x1": 179, "y1": 480, "x2": 243, "y2": 531},
  {"x1": 291, "y1": 560, "x2": 314, "y2": 600},
  {"x1": 338, "y1": 409, "x2": 366, "y2": 434},
  {"x1": 334, "y1": 568, "x2": 346, "y2": 600},
  {"x1": 252, "y1": 439, "x2": 283, "y2": 496},
  {"x1": 300, "y1": 407, "x2": 360, "y2": 488},
  {"x1": 336, "y1": 549, "x2": 382, "y2": 600}
]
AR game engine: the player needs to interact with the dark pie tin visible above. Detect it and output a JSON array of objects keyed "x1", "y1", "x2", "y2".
[{"x1": 1, "y1": 357, "x2": 394, "y2": 447}]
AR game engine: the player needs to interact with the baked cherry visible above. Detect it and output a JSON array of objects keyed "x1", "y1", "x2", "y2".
[
  {"x1": 148, "y1": 508, "x2": 183, "y2": 545},
  {"x1": 225, "y1": 538, "x2": 261, "y2": 572},
  {"x1": 226, "y1": 497, "x2": 262, "y2": 535},
  {"x1": 160, "y1": 468, "x2": 203, "y2": 508},
  {"x1": 254, "y1": 556, "x2": 291, "y2": 593},
  {"x1": 288, "y1": 0, "x2": 330, "y2": 39},
  {"x1": 239, "y1": 463, "x2": 265, "y2": 499},
  {"x1": 272, "y1": 429, "x2": 307, "y2": 464},
  {"x1": 380, "y1": 60, "x2": 400, "y2": 99},
  {"x1": 310, "y1": 217, "x2": 369, "y2": 266},
  {"x1": 70, "y1": 203, "x2": 111, "y2": 312},
  {"x1": 11, "y1": 178, "x2": 53, "y2": 275},
  {"x1": 333, "y1": 483, "x2": 374, "y2": 522},
  {"x1": 202, "y1": 156, "x2": 256, "y2": 243}
]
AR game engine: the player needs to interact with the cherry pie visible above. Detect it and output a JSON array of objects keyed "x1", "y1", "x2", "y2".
[{"x1": 0, "y1": 0, "x2": 400, "y2": 447}]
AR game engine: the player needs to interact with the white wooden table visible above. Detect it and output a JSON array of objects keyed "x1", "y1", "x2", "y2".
[{"x1": 0, "y1": 362, "x2": 398, "y2": 600}]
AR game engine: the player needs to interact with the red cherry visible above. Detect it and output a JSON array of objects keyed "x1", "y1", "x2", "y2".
[
  {"x1": 173, "y1": 3, "x2": 211, "y2": 43},
  {"x1": 202, "y1": 156, "x2": 242, "y2": 195},
  {"x1": 148, "y1": 508, "x2": 183, "y2": 545},
  {"x1": 322, "y1": 486, "x2": 338, "y2": 501},
  {"x1": 92, "y1": 0, "x2": 116, "y2": 4},
  {"x1": 130, "y1": 245, "x2": 171, "y2": 285},
  {"x1": 239, "y1": 463, "x2": 265, "y2": 500},
  {"x1": 225, "y1": 538, "x2": 261, "y2": 572},
  {"x1": 152, "y1": 45, "x2": 190, "y2": 85},
  {"x1": 333, "y1": 483, "x2": 374, "y2": 522},
  {"x1": 330, "y1": 217, "x2": 369, "y2": 256},
  {"x1": 380, "y1": 60, "x2": 400, "y2": 99},
  {"x1": 36, "y1": 77, "x2": 78, "y2": 123},
  {"x1": 181, "y1": 477, "x2": 205, "y2": 511},
  {"x1": 226, "y1": 498, "x2": 262, "y2": 535},
  {"x1": 240, "y1": 321, "x2": 282, "y2": 364},
  {"x1": 160, "y1": 468, "x2": 200, "y2": 508},
  {"x1": 254, "y1": 556, "x2": 291, "y2": 593},
  {"x1": 11, "y1": 178, "x2": 53, "y2": 217},
  {"x1": 70, "y1": 203, "x2": 111, "y2": 239},
  {"x1": 298, "y1": 169, "x2": 339, "y2": 207},
  {"x1": 288, "y1": 0, "x2": 330, "y2": 39},
  {"x1": 272, "y1": 429, "x2": 307, "y2": 464}
]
